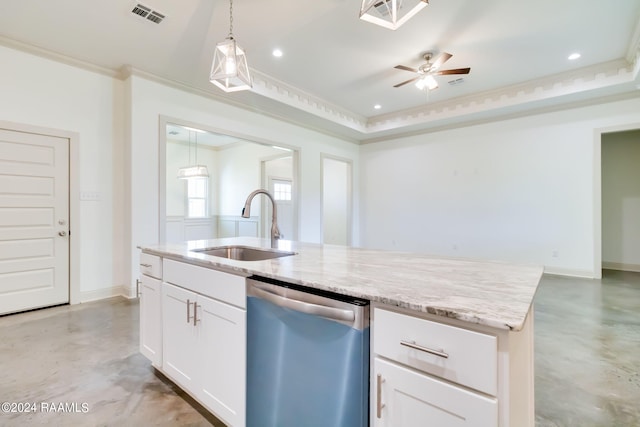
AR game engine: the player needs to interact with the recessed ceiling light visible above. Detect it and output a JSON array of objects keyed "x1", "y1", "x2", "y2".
[
  {"x1": 568, "y1": 52, "x2": 581, "y2": 60},
  {"x1": 272, "y1": 49, "x2": 283, "y2": 58},
  {"x1": 374, "y1": 104, "x2": 382, "y2": 110}
]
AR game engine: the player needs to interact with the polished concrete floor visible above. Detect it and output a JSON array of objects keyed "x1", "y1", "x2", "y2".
[
  {"x1": 0, "y1": 270, "x2": 638, "y2": 426},
  {"x1": 534, "y1": 270, "x2": 640, "y2": 426}
]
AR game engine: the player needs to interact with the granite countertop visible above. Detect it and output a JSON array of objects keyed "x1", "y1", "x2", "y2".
[{"x1": 139, "y1": 237, "x2": 544, "y2": 331}]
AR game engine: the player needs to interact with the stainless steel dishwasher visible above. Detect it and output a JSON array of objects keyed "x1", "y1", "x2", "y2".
[{"x1": 246, "y1": 276, "x2": 370, "y2": 427}]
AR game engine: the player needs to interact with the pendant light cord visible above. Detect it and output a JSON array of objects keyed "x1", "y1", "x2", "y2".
[
  {"x1": 187, "y1": 130, "x2": 192, "y2": 165},
  {"x1": 228, "y1": 0, "x2": 234, "y2": 38}
]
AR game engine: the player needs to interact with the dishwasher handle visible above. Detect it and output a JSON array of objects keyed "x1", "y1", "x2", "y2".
[{"x1": 250, "y1": 283, "x2": 355, "y2": 323}]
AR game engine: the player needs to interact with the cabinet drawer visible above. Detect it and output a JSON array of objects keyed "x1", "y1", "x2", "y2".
[
  {"x1": 374, "y1": 357, "x2": 497, "y2": 426},
  {"x1": 374, "y1": 307, "x2": 497, "y2": 396},
  {"x1": 140, "y1": 253, "x2": 162, "y2": 279},
  {"x1": 163, "y1": 259, "x2": 246, "y2": 309}
]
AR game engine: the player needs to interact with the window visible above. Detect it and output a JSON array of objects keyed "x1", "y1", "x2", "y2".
[
  {"x1": 273, "y1": 182, "x2": 292, "y2": 201},
  {"x1": 187, "y1": 178, "x2": 208, "y2": 218}
]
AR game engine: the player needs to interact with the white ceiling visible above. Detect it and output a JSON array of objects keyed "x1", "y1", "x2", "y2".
[{"x1": 1, "y1": 0, "x2": 639, "y2": 142}]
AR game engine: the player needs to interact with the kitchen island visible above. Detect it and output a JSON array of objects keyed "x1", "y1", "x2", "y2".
[{"x1": 138, "y1": 237, "x2": 543, "y2": 427}]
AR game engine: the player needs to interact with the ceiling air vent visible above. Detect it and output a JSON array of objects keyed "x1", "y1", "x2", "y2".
[
  {"x1": 448, "y1": 78, "x2": 465, "y2": 86},
  {"x1": 131, "y1": 3, "x2": 165, "y2": 24}
]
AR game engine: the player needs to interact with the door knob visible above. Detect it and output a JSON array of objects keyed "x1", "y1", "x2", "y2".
[{"x1": 58, "y1": 231, "x2": 67, "y2": 237}]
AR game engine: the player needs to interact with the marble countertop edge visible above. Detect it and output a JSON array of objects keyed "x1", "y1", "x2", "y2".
[{"x1": 139, "y1": 237, "x2": 543, "y2": 332}]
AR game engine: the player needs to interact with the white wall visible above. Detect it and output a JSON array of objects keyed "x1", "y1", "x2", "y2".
[
  {"x1": 128, "y1": 75, "x2": 360, "y2": 287},
  {"x1": 360, "y1": 97, "x2": 640, "y2": 278},
  {"x1": 602, "y1": 129, "x2": 640, "y2": 271},
  {"x1": 0, "y1": 45, "x2": 123, "y2": 301}
]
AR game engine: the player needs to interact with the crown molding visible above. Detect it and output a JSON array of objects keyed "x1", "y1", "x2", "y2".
[
  {"x1": 250, "y1": 69, "x2": 368, "y2": 133},
  {"x1": 363, "y1": 59, "x2": 636, "y2": 135},
  {"x1": 2, "y1": 33, "x2": 639, "y2": 143},
  {"x1": 626, "y1": 16, "x2": 640, "y2": 65},
  {"x1": 359, "y1": 91, "x2": 640, "y2": 144},
  {"x1": 119, "y1": 66, "x2": 363, "y2": 144},
  {"x1": 0, "y1": 35, "x2": 120, "y2": 79}
]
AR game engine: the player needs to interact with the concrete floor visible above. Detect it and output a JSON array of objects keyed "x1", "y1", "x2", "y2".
[
  {"x1": 534, "y1": 270, "x2": 640, "y2": 426},
  {"x1": 0, "y1": 270, "x2": 638, "y2": 426}
]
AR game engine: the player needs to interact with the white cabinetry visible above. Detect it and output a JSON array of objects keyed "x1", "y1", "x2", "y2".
[
  {"x1": 375, "y1": 358, "x2": 497, "y2": 426},
  {"x1": 162, "y1": 259, "x2": 246, "y2": 427},
  {"x1": 139, "y1": 253, "x2": 162, "y2": 366},
  {"x1": 372, "y1": 306, "x2": 534, "y2": 427}
]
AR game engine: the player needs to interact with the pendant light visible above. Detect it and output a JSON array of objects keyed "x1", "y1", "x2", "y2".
[
  {"x1": 359, "y1": 0, "x2": 429, "y2": 30},
  {"x1": 210, "y1": 0, "x2": 252, "y2": 92},
  {"x1": 177, "y1": 131, "x2": 209, "y2": 180}
]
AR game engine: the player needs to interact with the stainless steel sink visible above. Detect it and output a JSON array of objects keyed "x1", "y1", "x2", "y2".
[{"x1": 191, "y1": 245, "x2": 296, "y2": 261}]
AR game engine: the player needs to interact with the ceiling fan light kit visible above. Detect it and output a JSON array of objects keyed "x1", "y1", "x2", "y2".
[
  {"x1": 393, "y1": 52, "x2": 471, "y2": 92},
  {"x1": 359, "y1": 0, "x2": 429, "y2": 30},
  {"x1": 210, "y1": 0, "x2": 252, "y2": 92},
  {"x1": 415, "y1": 74, "x2": 438, "y2": 90}
]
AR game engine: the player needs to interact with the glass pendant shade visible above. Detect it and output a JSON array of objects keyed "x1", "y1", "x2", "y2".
[
  {"x1": 359, "y1": 0, "x2": 429, "y2": 30},
  {"x1": 210, "y1": 37, "x2": 252, "y2": 92},
  {"x1": 177, "y1": 165, "x2": 209, "y2": 180},
  {"x1": 177, "y1": 130, "x2": 209, "y2": 179},
  {"x1": 415, "y1": 74, "x2": 438, "y2": 91}
]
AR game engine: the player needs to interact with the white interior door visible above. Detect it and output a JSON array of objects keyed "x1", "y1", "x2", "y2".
[{"x1": 0, "y1": 128, "x2": 69, "y2": 315}]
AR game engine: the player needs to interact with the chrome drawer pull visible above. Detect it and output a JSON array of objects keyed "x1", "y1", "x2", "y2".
[
  {"x1": 140, "y1": 263, "x2": 152, "y2": 268},
  {"x1": 193, "y1": 303, "x2": 201, "y2": 326},
  {"x1": 376, "y1": 374, "x2": 385, "y2": 419},
  {"x1": 400, "y1": 340, "x2": 449, "y2": 359},
  {"x1": 187, "y1": 299, "x2": 193, "y2": 323}
]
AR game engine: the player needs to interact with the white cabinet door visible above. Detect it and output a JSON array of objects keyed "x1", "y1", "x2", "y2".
[
  {"x1": 197, "y1": 294, "x2": 246, "y2": 427},
  {"x1": 140, "y1": 274, "x2": 162, "y2": 366},
  {"x1": 374, "y1": 358, "x2": 497, "y2": 427},
  {"x1": 162, "y1": 282, "x2": 199, "y2": 391}
]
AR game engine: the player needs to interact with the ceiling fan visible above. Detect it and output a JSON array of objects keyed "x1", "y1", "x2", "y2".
[{"x1": 393, "y1": 52, "x2": 470, "y2": 90}]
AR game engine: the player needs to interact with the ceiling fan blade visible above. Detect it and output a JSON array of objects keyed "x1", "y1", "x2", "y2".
[
  {"x1": 394, "y1": 64, "x2": 419, "y2": 73},
  {"x1": 433, "y1": 67, "x2": 471, "y2": 75},
  {"x1": 431, "y1": 52, "x2": 453, "y2": 69},
  {"x1": 393, "y1": 76, "x2": 420, "y2": 88}
]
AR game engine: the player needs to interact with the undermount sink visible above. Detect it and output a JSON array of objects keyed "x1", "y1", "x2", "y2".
[{"x1": 191, "y1": 245, "x2": 296, "y2": 261}]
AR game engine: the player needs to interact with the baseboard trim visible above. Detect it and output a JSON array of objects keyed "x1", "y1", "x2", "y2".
[
  {"x1": 602, "y1": 262, "x2": 640, "y2": 273},
  {"x1": 542, "y1": 266, "x2": 597, "y2": 279},
  {"x1": 79, "y1": 285, "x2": 131, "y2": 303}
]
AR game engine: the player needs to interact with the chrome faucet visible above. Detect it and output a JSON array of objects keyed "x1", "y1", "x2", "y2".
[{"x1": 242, "y1": 189, "x2": 282, "y2": 248}]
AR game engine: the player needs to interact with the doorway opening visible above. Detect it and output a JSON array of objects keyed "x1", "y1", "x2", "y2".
[
  {"x1": 321, "y1": 155, "x2": 352, "y2": 246},
  {"x1": 601, "y1": 129, "x2": 640, "y2": 274},
  {"x1": 159, "y1": 117, "x2": 299, "y2": 243}
]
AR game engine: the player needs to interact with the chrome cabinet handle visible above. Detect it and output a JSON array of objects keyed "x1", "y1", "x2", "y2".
[
  {"x1": 193, "y1": 303, "x2": 201, "y2": 326},
  {"x1": 187, "y1": 299, "x2": 193, "y2": 323},
  {"x1": 376, "y1": 374, "x2": 385, "y2": 419},
  {"x1": 140, "y1": 263, "x2": 152, "y2": 268},
  {"x1": 136, "y1": 279, "x2": 141, "y2": 298},
  {"x1": 58, "y1": 231, "x2": 67, "y2": 237},
  {"x1": 400, "y1": 340, "x2": 449, "y2": 359}
]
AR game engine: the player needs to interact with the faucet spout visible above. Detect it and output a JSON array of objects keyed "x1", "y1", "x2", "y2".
[{"x1": 242, "y1": 189, "x2": 281, "y2": 248}]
